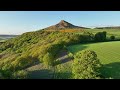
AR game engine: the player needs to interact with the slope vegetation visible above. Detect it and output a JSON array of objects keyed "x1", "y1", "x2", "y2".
[{"x1": 0, "y1": 30, "x2": 92, "y2": 78}]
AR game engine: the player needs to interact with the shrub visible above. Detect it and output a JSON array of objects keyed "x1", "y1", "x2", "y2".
[
  {"x1": 12, "y1": 70, "x2": 28, "y2": 79},
  {"x1": 38, "y1": 55, "x2": 44, "y2": 62},
  {"x1": 12, "y1": 55, "x2": 36, "y2": 71},
  {"x1": 103, "y1": 31, "x2": 107, "y2": 40},
  {"x1": 43, "y1": 52, "x2": 54, "y2": 66},
  {"x1": 83, "y1": 32, "x2": 94, "y2": 41},
  {"x1": 110, "y1": 36, "x2": 115, "y2": 40},
  {"x1": 0, "y1": 69, "x2": 12, "y2": 79},
  {"x1": 2, "y1": 63, "x2": 14, "y2": 72},
  {"x1": 72, "y1": 50, "x2": 101, "y2": 79},
  {"x1": 68, "y1": 52, "x2": 74, "y2": 58},
  {"x1": 94, "y1": 31, "x2": 107, "y2": 42}
]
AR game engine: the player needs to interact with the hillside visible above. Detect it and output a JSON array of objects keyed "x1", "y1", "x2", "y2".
[
  {"x1": 1, "y1": 20, "x2": 120, "y2": 79},
  {"x1": 0, "y1": 30, "x2": 92, "y2": 79}
]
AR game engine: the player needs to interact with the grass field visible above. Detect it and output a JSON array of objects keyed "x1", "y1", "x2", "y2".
[
  {"x1": 86, "y1": 29, "x2": 120, "y2": 35},
  {"x1": 85, "y1": 29, "x2": 120, "y2": 39},
  {"x1": 67, "y1": 41, "x2": 120, "y2": 79}
]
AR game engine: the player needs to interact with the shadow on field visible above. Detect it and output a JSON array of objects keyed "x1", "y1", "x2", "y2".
[
  {"x1": 28, "y1": 69, "x2": 53, "y2": 79},
  {"x1": 56, "y1": 57, "x2": 73, "y2": 65},
  {"x1": 69, "y1": 45, "x2": 88, "y2": 54},
  {"x1": 55, "y1": 49, "x2": 73, "y2": 65},
  {"x1": 100, "y1": 62, "x2": 120, "y2": 79}
]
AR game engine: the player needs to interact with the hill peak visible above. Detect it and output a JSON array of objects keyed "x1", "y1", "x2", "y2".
[
  {"x1": 56, "y1": 20, "x2": 74, "y2": 28},
  {"x1": 59, "y1": 20, "x2": 68, "y2": 23},
  {"x1": 44, "y1": 20, "x2": 89, "y2": 30},
  {"x1": 60, "y1": 20, "x2": 66, "y2": 22}
]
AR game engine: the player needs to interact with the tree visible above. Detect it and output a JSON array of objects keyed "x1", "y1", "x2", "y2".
[
  {"x1": 72, "y1": 50, "x2": 101, "y2": 79},
  {"x1": 12, "y1": 70, "x2": 28, "y2": 79},
  {"x1": 110, "y1": 36, "x2": 115, "y2": 41},
  {"x1": 102, "y1": 31, "x2": 107, "y2": 41},
  {"x1": 94, "y1": 31, "x2": 107, "y2": 42},
  {"x1": 43, "y1": 52, "x2": 54, "y2": 66},
  {"x1": 83, "y1": 31, "x2": 94, "y2": 41}
]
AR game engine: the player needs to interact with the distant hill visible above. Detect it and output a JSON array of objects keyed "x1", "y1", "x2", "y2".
[
  {"x1": 0, "y1": 35, "x2": 18, "y2": 37},
  {"x1": 0, "y1": 35, "x2": 18, "y2": 39},
  {"x1": 95, "y1": 26, "x2": 120, "y2": 29},
  {"x1": 0, "y1": 35, "x2": 18, "y2": 42},
  {"x1": 44, "y1": 20, "x2": 90, "y2": 30}
]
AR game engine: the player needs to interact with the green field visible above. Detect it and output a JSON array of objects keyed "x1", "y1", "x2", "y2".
[
  {"x1": 67, "y1": 41, "x2": 120, "y2": 79},
  {"x1": 85, "y1": 29, "x2": 120, "y2": 39},
  {"x1": 86, "y1": 29, "x2": 120, "y2": 35}
]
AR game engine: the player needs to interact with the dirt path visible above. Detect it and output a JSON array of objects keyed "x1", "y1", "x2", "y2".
[
  {"x1": 57, "y1": 50, "x2": 72, "y2": 64},
  {"x1": 25, "y1": 50, "x2": 72, "y2": 79},
  {"x1": 26, "y1": 63, "x2": 54, "y2": 79}
]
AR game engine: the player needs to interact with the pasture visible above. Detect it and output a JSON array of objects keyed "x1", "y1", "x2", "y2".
[
  {"x1": 85, "y1": 29, "x2": 120, "y2": 39},
  {"x1": 67, "y1": 41, "x2": 120, "y2": 79}
]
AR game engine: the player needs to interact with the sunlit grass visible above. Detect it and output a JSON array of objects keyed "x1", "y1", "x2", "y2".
[{"x1": 68, "y1": 41, "x2": 120, "y2": 78}]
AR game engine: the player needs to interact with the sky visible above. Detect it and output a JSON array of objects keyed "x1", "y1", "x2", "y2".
[{"x1": 1, "y1": 11, "x2": 120, "y2": 35}]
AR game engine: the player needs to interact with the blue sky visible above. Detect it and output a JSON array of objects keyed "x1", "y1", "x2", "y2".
[{"x1": 1, "y1": 11, "x2": 120, "y2": 35}]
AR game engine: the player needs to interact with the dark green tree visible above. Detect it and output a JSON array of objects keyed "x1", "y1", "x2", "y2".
[
  {"x1": 94, "y1": 31, "x2": 107, "y2": 42},
  {"x1": 110, "y1": 36, "x2": 115, "y2": 41}
]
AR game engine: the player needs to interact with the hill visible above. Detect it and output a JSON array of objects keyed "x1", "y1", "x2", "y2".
[
  {"x1": 0, "y1": 34, "x2": 18, "y2": 40},
  {"x1": 44, "y1": 20, "x2": 89, "y2": 30},
  {"x1": 1, "y1": 20, "x2": 120, "y2": 79},
  {"x1": 0, "y1": 30, "x2": 91, "y2": 79},
  {"x1": 0, "y1": 35, "x2": 18, "y2": 37},
  {"x1": 95, "y1": 26, "x2": 120, "y2": 29},
  {"x1": 0, "y1": 34, "x2": 18, "y2": 43}
]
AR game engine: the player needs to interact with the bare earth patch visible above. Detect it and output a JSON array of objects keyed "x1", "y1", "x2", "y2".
[
  {"x1": 25, "y1": 50, "x2": 73, "y2": 79},
  {"x1": 56, "y1": 50, "x2": 73, "y2": 64}
]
